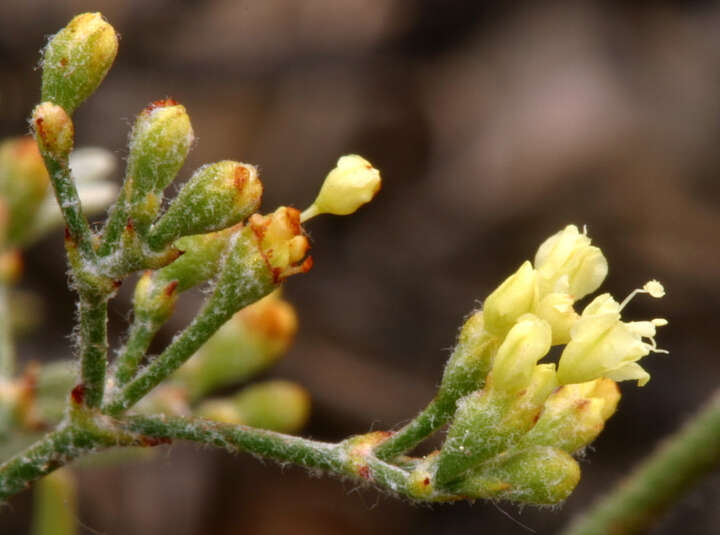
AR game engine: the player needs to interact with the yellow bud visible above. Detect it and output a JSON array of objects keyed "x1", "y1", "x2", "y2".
[
  {"x1": 491, "y1": 314, "x2": 552, "y2": 395},
  {"x1": 31, "y1": 103, "x2": 74, "y2": 158},
  {"x1": 249, "y1": 207, "x2": 312, "y2": 281},
  {"x1": 533, "y1": 292, "x2": 578, "y2": 345},
  {"x1": 482, "y1": 261, "x2": 538, "y2": 336},
  {"x1": 301, "y1": 155, "x2": 381, "y2": 221},
  {"x1": 41, "y1": 12, "x2": 118, "y2": 114},
  {"x1": 534, "y1": 224, "x2": 608, "y2": 301}
]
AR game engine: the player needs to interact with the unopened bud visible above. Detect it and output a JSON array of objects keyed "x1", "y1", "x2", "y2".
[
  {"x1": 31, "y1": 103, "x2": 74, "y2": 159},
  {"x1": 148, "y1": 161, "x2": 262, "y2": 250},
  {"x1": 301, "y1": 155, "x2": 381, "y2": 221},
  {"x1": 520, "y1": 378, "x2": 620, "y2": 454},
  {"x1": 196, "y1": 380, "x2": 310, "y2": 433},
  {"x1": 534, "y1": 224, "x2": 608, "y2": 301},
  {"x1": 0, "y1": 138, "x2": 50, "y2": 243},
  {"x1": 41, "y1": 12, "x2": 118, "y2": 114},
  {"x1": 454, "y1": 446, "x2": 580, "y2": 505},
  {"x1": 133, "y1": 271, "x2": 179, "y2": 325},
  {"x1": 126, "y1": 99, "x2": 194, "y2": 229},
  {"x1": 483, "y1": 261, "x2": 538, "y2": 336}
]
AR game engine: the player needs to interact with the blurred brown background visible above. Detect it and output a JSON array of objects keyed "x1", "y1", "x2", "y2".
[{"x1": 2, "y1": 0, "x2": 720, "y2": 533}]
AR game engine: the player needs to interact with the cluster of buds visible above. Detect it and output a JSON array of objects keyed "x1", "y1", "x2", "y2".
[{"x1": 417, "y1": 225, "x2": 666, "y2": 504}]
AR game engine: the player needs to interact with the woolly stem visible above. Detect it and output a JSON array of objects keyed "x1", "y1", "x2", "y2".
[
  {"x1": 113, "y1": 319, "x2": 159, "y2": 387},
  {"x1": 77, "y1": 298, "x2": 108, "y2": 408},
  {"x1": 562, "y1": 388, "x2": 720, "y2": 535}
]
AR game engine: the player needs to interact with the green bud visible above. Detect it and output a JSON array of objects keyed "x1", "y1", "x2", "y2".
[
  {"x1": 126, "y1": 99, "x2": 194, "y2": 230},
  {"x1": 453, "y1": 446, "x2": 580, "y2": 505},
  {"x1": 41, "y1": 12, "x2": 118, "y2": 115},
  {"x1": 196, "y1": 380, "x2": 310, "y2": 433},
  {"x1": 147, "y1": 161, "x2": 262, "y2": 250},
  {"x1": 483, "y1": 261, "x2": 538, "y2": 337},
  {"x1": 175, "y1": 290, "x2": 298, "y2": 400},
  {"x1": 133, "y1": 271, "x2": 179, "y2": 325},
  {"x1": 31, "y1": 103, "x2": 74, "y2": 159},
  {"x1": 0, "y1": 138, "x2": 50, "y2": 243}
]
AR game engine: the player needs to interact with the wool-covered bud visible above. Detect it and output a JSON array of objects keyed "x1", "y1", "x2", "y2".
[
  {"x1": 491, "y1": 314, "x2": 552, "y2": 395},
  {"x1": 196, "y1": 380, "x2": 310, "y2": 433},
  {"x1": 248, "y1": 207, "x2": 312, "y2": 281},
  {"x1": 31, "y1": 103, "x2": 74, "y2": 159},
  {"x1": 301, "y1": 155, "x2": 381, "y2": 221},
  {"x1": 435, "y1": 363, "x2": 558, "y2": 488},
  {"x1": 557, "y1": 284, "x2": 667, "y2": 386},
  {"x1": 41, "y1": 12, "x2": 118, "y2": 115},
  {"x1": 133, "y1": 271, "x2": 179, "y2": 325},
  {"x1": 125, "y1": 99, "x2": 194, "y2": 230},
  {"x1": 147, "y1": 161, "x2": 262, "y2": 250},
  {"x1": 453, "y1": 446, "x2": 580, "y2": 505},
  {"x1": 175, "y1": 290, "x2": 298, "y2": 400},
  {"x1": 0, "y1": 138, "x2": 50, "y2": 243},
  {"x1": 519, "y1": 378, "x2": 620, "y2": 454},
  {"x1": 534, "y1": 224, "x2": 608, "y2": 301},
  {"x1": 482, "y1": 261, "x2": 538, "y2": 337}
]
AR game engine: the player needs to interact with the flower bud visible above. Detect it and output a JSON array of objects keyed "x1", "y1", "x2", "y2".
[
  {"x1": 148, "y1": 161, "x2": 262, "y2": 250},
  {"x1": 534, "y1": 224, "x2": 608, "y2": 300},
  {"x1": 557, "y1": 291, "x2": 667, "y2": 386},
  {"x1": 41, "y1": 12, "x2": 118, "y2": 115},
  {"x1": 453, "y1": 446, "x2": 580, "y2": 505},
  {"x1": 519, "y1": 378, "x2": 620, "y2": 454},
  {"x1": 248, "y1": 207, "x2": 312, "y2": 282},
  {"x1": 0, "y1": 138, "x2": 50, "y2": 243},
  {"x1": 126, "y1": 99, "x2": 194, "y2": 229},
  {"x1": 175, "y1": 290, "x2": 298, "y2": 400},
  {"x1": 301, "y1": 155, "x2": 381, "y2": 221},
  {"x1": 482, "y1": 261, "x2": 537, "y2": 336},
  {"x1": 133, "y1": 271, "x2": 179, "y2": 325},
  {"x1": 196, "y1": 380, "x2": 310, "y2": 433},
  {"x1": 491, "y1": 314, "x2": 552, "y2": 395},
  {"x1": 533, "y1": 292, "x2": 578, "y2": 345},
  {"x1": 31, "y1": 103, "x2": 74, "y2": 159}
]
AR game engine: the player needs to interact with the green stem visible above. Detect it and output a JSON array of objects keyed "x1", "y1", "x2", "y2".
[
  {"x1": 113, "y1": 320, "x2": 159, "y2": 387},
  {"x1": 562, "y1": 388, "x2": 720, "y2": 535},
  {"x1": 374, "y1": 397, "x2": 452, "y2": 461},
  {"x1": 41, "y1": 156, "x2": 95, "y2": 261},
  {"x1": 78, "y1": 298, "x2": 108, "y2": 408},
  {"x1": 97, "y1": 180, "x2": 129, "y2": 257},
  {"x1": 0, "y1": 283, "x2": 14, "y2": 378}
]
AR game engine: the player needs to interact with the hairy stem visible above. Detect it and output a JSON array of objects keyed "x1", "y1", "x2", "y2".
[
  {"x1": 97, "y1": 180, "x2": 129, "y2": 257},
  {"x1": 77, "y1": 298, "x2": 108, "y2": 408},
  {"x1": 42, "y1": 157, "x2": 95, "y2": 261},
  {"x1": 0, "y1": 283, "x2": 14, "y2": 378},
  {"x1": 563, "y1": 388, "x2": 720, "y2": 535},
  {"x1": 113, "y1": 320, "x2": 159, "y2": 387}
]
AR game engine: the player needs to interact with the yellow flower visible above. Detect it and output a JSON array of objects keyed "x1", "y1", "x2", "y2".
[
  {"x1": 557, "y1": 284, "x2": 667, "y2": 386},
  {"x1": 483, "y1": 261, "x2": 538, "y2": 336},
  {"x1": 301, "y1": 155, "x2": 381, "y2": 221},
  {"x1": 534, "y1": 224, "x2": 608, "y2": 301}
]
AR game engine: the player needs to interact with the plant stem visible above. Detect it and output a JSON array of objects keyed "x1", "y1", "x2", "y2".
[
  {"x1": 77, "y1": 298, "x2": 108, "y2": 408},
  {"x1": 562, "y1": 388, "x2": 720, "y2": 535},
  {"x1": 113, "y1": 319, "x2": 158, "y2": 387},
  {"x1": 42, "y1": 156, "x2": 95, "y2": 261},
  {"x1": 0, "y1": 283, "x2": 14, "y2": 378},
  {"x1": 374, "y1": 397, "x2": 450, "y2": 461}
]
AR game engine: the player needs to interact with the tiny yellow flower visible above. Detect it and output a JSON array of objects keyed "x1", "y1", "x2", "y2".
[
  {"x1": 533, "y1": 292, "x2": 578, "y2": 345},
  {"x1": 301, "y1": 155, "x2": 381, "y2": 221},
  {"x1": 557, "y1": 287, "x2": 667, "y2": 386},
  {"x1": 483, "y1": 261, "x2": 538, "y2": 336},
  {"x1": 534, "y1": 224, "x2": 608, "y2": 301}
]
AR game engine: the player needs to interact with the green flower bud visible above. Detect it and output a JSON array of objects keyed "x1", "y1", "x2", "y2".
[
  {"x1": 454, "y1": 446, "x2": 580, "y2": 505},
  {"x1": 41, "y1": 12, "x2": 118, "y2": 115},
  {"x1": 534, "y1": 224, "x2": 608, "y2": 301},
  {"x1": 301, "y1": 155, "x2": 381, "y2": 221},
  {"x1": 196, "y1": 380, "x2": 310, "y2": 433},
  {"x1": 483, "y1": 261, "x2": 538, "y2": 337},
  {"x1": 133, "y1": 271, "x2": 179, "y2": 325},
  {"x1": 0, "y1": 138, "x2": 50, "y2": 243},
  {"x1": 175, "y1": 290, "x2": 298, "y2": 400},
  {"x1": 31, "y1": 103, "x2": 74, "y2": 159},
  {"x1": 519, "y1": 378, "x2": 620, "y2": 454},
  {"x1": 126, "y1": 99, "x2": 194, "y2": 230},
  {"x1": 147, "y1": 161, "x2": 262, "y2": 250}
]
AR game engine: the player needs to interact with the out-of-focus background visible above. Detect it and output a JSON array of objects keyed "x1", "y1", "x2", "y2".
[{"x1": 2, "y1": 1, "x2": 719, "y2": 533}]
